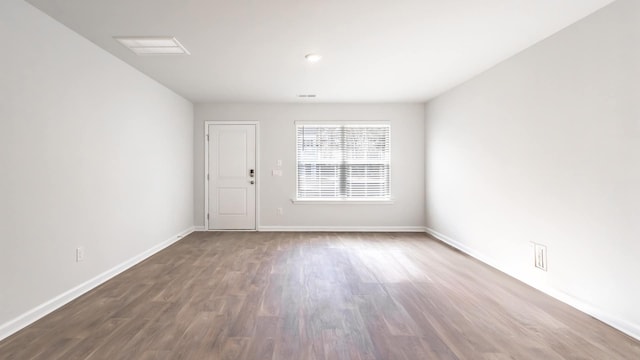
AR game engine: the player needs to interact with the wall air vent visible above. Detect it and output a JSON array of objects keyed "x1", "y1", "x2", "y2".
[{"x1": 114, "y1": 37, "x2": 190, "y2": 55}]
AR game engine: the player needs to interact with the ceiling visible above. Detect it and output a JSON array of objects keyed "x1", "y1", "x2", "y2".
[{"x1": 26, "y1": 0, "x2": 613, "y2": 103}]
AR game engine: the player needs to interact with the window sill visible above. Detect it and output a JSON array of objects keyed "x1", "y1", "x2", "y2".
[{"x1": 291, "y1": 198, "x2": 395, "y2": 205}]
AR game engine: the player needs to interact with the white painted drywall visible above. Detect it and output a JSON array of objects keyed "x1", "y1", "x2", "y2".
[
  {"x1": 0, "y1": 0, "x2": 194, "y2": 333},
  {"x1": 425, "y1": 0, "x2": 640, "y2": 338},
  {"x1": 194, "y1": 104, "x2": 425, "y2": 229}
]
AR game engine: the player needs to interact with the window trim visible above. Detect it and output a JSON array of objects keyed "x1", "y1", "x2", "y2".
[
  {"x1": 291, "y1": 198, "x2": 395, "y2": 205},
  {"x1": 294, "y1": 120, "x2": 391, "y2": 203}
]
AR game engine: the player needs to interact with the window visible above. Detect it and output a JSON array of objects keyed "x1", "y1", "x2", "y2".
[{"x1": 296, "y1": 122, "x2": 391, "y2": 201}]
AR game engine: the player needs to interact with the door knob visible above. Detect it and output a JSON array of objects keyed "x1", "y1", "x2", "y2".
[{"x1": 250, "y1": 180, "x2": 255, "y2": 185}]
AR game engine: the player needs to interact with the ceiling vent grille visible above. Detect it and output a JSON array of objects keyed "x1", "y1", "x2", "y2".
[{"x1": 114, "y1": 37, "x2": 190, "y2": 55}]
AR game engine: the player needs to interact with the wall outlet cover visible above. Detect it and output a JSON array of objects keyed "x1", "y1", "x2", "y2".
[
  {"x1": 76, "y1": 247, "x2": 85, "y2": 262},
  {"x1": 534, "y1": 243, "x2": 547, "y2": 271}
]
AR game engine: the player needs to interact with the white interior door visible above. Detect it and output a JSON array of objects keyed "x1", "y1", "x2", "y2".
[{"x1": 207, "y1": 124, "x2": 256, "y2": 230}]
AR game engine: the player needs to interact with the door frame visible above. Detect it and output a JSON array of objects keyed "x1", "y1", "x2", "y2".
[{"x1": 204, "y1": 121, "x2": 260, "y2": 231}]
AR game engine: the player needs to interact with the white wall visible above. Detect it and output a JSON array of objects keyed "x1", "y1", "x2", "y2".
[
  {"x1": 195, "y1": 103, "x2": 425, "y2": 230},
  {"x1": 425, "y1": 0, "x2": 640, "y2": 339},
  {"x1": 0, "y1": 0, "x2": 194, "y2": 336}
]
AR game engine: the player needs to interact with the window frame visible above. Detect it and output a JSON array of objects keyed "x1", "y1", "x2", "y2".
[{"x1": 293, "y1": 120, "x2": 393, "y2": 205}]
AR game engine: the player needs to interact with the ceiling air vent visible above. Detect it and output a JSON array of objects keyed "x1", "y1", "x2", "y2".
[{"x1": 114, "y1": 37, "x2": 190, "y2": 55}]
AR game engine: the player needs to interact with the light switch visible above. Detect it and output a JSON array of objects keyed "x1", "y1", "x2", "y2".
[{"x1": 276, "y1": 160, "x2": 282, "y2": 166}]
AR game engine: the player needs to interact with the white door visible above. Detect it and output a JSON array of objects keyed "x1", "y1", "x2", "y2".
[{"x1": 207, "y1": 124, "x2": 256, "y2": 230}]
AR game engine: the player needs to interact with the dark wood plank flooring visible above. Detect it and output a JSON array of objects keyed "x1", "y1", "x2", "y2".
[{"x1": 1, "y1": 232, "x2": 639, "y2": 359}]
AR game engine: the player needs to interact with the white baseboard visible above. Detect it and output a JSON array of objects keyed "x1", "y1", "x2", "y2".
[
  {"x1": 0, "y1": 226, "x2": 196, "y2": 342},
  {"x1": 425, "y1": 227, "x2": 640, "y2": 342},
  {"x1": 258, "y1": 225, "x2": 427, "y2": 232},
  {"x1": 194, "y1": 225, "x2": 206, "y2": 231}
]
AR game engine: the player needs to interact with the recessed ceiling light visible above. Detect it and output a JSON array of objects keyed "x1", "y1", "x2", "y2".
[
  {"x1": 114, "y1": 37, "x2": 190, "y2": 55},
  {"x1": 304, "y1": 53, "x2": 322, "y2": 63}
]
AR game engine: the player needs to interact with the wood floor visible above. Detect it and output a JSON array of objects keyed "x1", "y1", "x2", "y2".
[{"x1": 1, "y1": 232, "x2": 639, "y2": 359}]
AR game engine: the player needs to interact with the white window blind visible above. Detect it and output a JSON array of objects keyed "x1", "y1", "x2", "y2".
[{"x1": 296, "y1": 123, "x2": 390, "y2": 200}]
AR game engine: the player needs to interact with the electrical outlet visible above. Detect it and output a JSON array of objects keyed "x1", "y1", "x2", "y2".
[
  {"x1": 276, "y1": 207, "x2": 283, "y2": 215},
  {"x1": 534, "y1": 243, "x2": 547, "y2": 271},
  {"x1": 76, "y1": 247, "x2": 85, "y2": 262}
]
